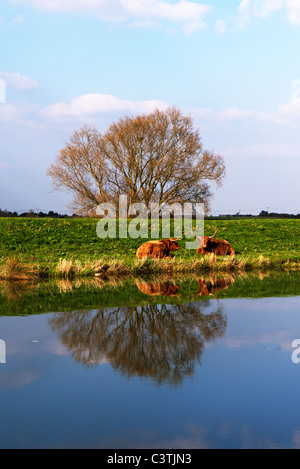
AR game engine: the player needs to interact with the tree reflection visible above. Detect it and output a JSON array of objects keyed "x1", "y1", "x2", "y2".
[{"x1": 48, "y1": 300, "x2": 226, "y2": 386}]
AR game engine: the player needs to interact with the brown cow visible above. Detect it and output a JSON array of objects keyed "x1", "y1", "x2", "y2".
[
  {"x1": 136, "y1": 280, "x2": 180, "y2": 297},
  {"x1": 196, "y1": 230, "x2": 235, "y2": 256},
  {"x1": 136, "y1": 238, "x2": 180, "y2": 259}
]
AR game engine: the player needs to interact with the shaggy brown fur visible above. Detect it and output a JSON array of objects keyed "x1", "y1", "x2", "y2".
[
  {"x1": 196, "y1": 230, "x2": 235, "y2": 256},
  {"x1": 136, "y1": 238, "x2": 180, "y2": 259}
]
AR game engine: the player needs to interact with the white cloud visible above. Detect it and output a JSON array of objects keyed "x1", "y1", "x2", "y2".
[
  {"x1": 0, "y1": 71, "x2": 39, "y2": 90},
  {"x1": 286, "y1": 0, "x2": 300, "y2": 25},
  {"x1": 252, "y1": 0, "x2": 284, "y2": 18},
  {"x1": 41, "y1": 93, "x2": 169, "y2": 120},
  {"x1": 3, "y1": 86, "x2": 300, "y2": 134},
  {"x1": 223, "y1": 142, "x2": 300, "y2": 159},
  {"x1": 237, "y1": 0, "x2": 300, "y2": 27},
  {"x1": 216, "y1": 107, "x2": 259, "y2": 121},
  {"x1": 0, "y1": 101, "x2": 39, "y2": 125},
  {"x1": 269, "y1": 98, "x2": 300, "y2": 123},
  {"x1": 216, "y1": 0, "x2": 300, "y2": 33},
  {"x1": 10, "y1": 0, "x2": 211, "y2": 32},
  {"x1": 194, "y1": 97, "x2": 300, "y2": 126}
]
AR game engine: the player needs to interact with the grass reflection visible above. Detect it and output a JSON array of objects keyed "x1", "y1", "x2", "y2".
[{"x1": 1, "y1": 271, "x2": 300, "y2": 317}]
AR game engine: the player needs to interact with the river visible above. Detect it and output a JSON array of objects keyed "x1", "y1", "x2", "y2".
[{"x1": 0, "y1": 271, "x2": 300, "y2": 449}]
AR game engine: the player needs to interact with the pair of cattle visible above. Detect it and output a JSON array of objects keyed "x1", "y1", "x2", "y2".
[
  {"x1": 136, "y1": 230, "x2": 235, "y2": 259},
  {"x1": 136, "y1": 276, "x2": 234, "y2": 299}
]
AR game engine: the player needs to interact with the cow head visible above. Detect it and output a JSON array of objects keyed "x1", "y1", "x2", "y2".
[
  {"x1": 197, "y1": 230, "x2": 218, "y2": 249},
  {"x1": 163, "y1": 237, "x2": 181, "y2": 252}
]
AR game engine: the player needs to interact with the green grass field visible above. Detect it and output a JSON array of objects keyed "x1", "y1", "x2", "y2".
[{"x1": 0, "y1": 217, "x2": 299, "y2": 278}]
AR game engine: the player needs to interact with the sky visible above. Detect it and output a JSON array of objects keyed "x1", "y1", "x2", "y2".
[{"x1": 1, "y1": 0, "x2": 300, "y2": 216}]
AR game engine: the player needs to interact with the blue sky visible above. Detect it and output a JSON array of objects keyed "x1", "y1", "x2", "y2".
[{"x1": 1, "y1": 0, "x2": 300, "y2": 215}]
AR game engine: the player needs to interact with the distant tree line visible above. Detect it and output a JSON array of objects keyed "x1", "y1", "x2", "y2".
[
  {"x1": 207, "y1": 211, "x2": 300, "y2": 219},
  {"x1": 257, "y1": 210, "x2": 300, "y2": 218},
  {"x1": 1, "y1": 208, "x2": 300, "y2": 219},
  {"x1": 0, "y1": 209, "x2": 77, "y2": 218}
]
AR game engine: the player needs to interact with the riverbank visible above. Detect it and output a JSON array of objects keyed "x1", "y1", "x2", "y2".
[
  {"x1": 1, "y1": 252, "x2": 300, "y2": 281},
  {"x1": 0, "y1": 217, "x2": 300, "y2": 279}
]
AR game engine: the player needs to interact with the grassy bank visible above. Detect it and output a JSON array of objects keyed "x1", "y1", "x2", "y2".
[{"x1": 0, "y1": 217, "x2": 300, "y2": 279}]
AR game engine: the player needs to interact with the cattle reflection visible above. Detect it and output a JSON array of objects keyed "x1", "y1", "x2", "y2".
[
  {"x1": 136, "y1": 280, "x2": 180, "y2": 297},
  {"x1": 193, "y1": 275, "x2": 234, "y2": 300},
  {"x1": 136, "y1": 275, "x2": 234, "y2": 301},
  {"x1": 48, "y1": 301, "x2": 226, "y2": 386}
]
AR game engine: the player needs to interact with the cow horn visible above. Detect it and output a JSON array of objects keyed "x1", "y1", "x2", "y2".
[{"x1": 208, "y1": 229, "x2": 218, "y2": 239}]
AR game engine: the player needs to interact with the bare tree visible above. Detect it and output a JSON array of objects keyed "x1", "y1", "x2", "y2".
[{"x1": 47, "y1": 106, "x2": 225, "y2": 215}]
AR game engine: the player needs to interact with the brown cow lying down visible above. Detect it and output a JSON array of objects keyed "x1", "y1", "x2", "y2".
[
  {"x1": 136, "y1": 280, "x2": 180, "y2": 297},
  {"x1": 136, "y1": 238, "x2": 180, "y2": 259},
  {"x1": 196, "y1": 230, "x2": 235, "y2": 256}
]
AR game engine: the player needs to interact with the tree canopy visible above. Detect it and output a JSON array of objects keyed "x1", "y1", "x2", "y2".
[{"x1": 47, "y1": 106, "x2": 225, "y2": 215}]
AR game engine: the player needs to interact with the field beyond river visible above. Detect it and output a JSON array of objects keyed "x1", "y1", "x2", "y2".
[{"x1": 0, "y1": 217, "x2": 300, "y2": 279}]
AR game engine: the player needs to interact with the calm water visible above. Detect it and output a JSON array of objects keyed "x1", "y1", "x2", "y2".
[{"x1": 1, "y1": 272, "x2": 300, "y2": 449}]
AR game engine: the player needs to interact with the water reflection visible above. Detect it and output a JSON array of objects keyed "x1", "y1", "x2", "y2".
[
  {"x1": 2, "y1": 272, "x2": 300, "y2": 448},
  {"x1": 2, "y1": 271, "x2": 300, "y2": 387},
  {"x1": 136, "y1": 279, "x2": 180, "y2": 297},
  {"x1": 4, "y1": 271, "x2": 298, "y2": 313},
  {"x1": 48, "y1": 301, "x2": 227, "y2": 386},
  {"x1": 136, "y1": 274, "x2": 234, "y2": 300},
  {"x1": 193, "y1": 275, "x2": 234, "y2": 300},
  {"x1": 0, "y1": 279, "x2": 37, "y2": 300}
]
